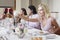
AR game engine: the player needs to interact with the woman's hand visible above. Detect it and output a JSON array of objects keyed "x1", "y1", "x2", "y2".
[{"x1": 51, "y1": 17, "x2": 60, "y2": 34}]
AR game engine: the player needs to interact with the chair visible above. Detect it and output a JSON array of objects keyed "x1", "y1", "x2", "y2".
[{"x1": 55, "y1": 28, "x2": 60, "y2": 35}]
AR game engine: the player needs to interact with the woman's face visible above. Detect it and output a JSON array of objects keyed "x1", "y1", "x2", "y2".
[
  {"x1": 38, "y1": 6, "x2": 45, "y2": 17},
  {"x1": 20, "y1": 10, "x2": 24, "y2": 15},
  {"x1": 27, "y1": 8, "x2": 32, "y2": 15}
]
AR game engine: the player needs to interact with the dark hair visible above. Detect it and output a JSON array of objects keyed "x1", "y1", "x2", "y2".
[
  {"x1": 9, "y1": 8, "x2": 13, "y2": 15},
  {"x1": 4, "y1": 8, "x2": 8, "y2": 14},
  {"x1": 21, "y1": 8, "x2": 27, "y2": 15},
  {"x1": 28, "y1": 5, "x2": 37, "y2": 14}
]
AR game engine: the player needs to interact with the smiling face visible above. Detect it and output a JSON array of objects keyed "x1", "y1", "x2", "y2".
[
  {"x1": 38, "y1": 6, "x2": 45, "y2": 17},
  {"x1": 27, "y1": 8, "x2": 33, "y2": 15}
]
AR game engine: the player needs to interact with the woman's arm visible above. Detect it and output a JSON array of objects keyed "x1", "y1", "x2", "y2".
[
  {"x1": 51, "y1": 18, "x2": 60, "y2": 33},
  {"x1": 19, "y1": 14, "x2": 39, "y2": 22}
]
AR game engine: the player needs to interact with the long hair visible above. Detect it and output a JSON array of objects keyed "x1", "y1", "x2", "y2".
[
  {"x1": 38, "y1": 3, "x2": 50, "y2": 18},
  {"x1": 21, "y1": 8, "x2": 27, "y2": 15}
]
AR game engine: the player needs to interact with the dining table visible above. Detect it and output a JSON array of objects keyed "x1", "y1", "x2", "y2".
[{"x1": 0, "y1": 27, "x2": 60, "y2": 40}]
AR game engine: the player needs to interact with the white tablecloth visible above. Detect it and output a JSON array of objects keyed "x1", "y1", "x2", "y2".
[
  {"x1": 7, "y1": 28, "x2": 60, "y2": 40},
  {"x1": 0, "y1": 27, "x2": 60, "y2": 40},
  {"x1": 8, "y1": 34, "x2": 60, "y2": 40}
]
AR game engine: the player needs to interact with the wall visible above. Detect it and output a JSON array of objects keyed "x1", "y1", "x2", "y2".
[
  {"x1": 21, "y1": 0, "x2": 30, "y2": 11},
  {"x1": 0, "y1": 8, "x2": 4, "y2": 14},
  {"x1": 32, "y1": 0, "x2": 41, "y2": 11},
  {"x1": 0, "y1": 0, "x2": 14, "y2": 7},
  {"x1": 16, "y1": 0, "x2": 21, "y2": 11}
]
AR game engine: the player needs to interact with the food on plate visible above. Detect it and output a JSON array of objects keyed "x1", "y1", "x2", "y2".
[{"x1": 31, "y1": 37, "x2": 42, "y2": 40}]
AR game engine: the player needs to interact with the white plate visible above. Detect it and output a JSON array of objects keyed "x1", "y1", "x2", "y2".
[
  {"x1": 46, "y1": 34, "x2": 57, "y2": 39},
  {"x1": 39, "y1": 31, "x2": 50, "y2": 35},
  {"x1": 27, "y1": 28, "x2": 40, "y2": 33}
]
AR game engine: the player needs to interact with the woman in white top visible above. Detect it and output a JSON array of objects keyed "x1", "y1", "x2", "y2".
[
  {"x1": 19, "y1": 4, "x2": 60, "y2": 35},
  {"x1": 26, "y1": 5, "x2": 40, "y2": 29}
]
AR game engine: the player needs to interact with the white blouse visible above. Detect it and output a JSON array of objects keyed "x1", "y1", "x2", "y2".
[
  {"x1": 41, "y1": 18, "x2": 52, "y2": 31},
  {"x1": 40, "y1": 17, "x2": 56, "y2": 33}
]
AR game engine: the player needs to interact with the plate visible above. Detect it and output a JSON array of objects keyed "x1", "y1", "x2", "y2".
[
  {"x1": 39, "y1": 31, "x2": 49, "y2": 35},
  {"x1": 46, "y1": 34, "x2": 57, "y2": 39}
]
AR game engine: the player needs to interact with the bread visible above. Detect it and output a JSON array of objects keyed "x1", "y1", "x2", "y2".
[{"x1": 31, "y1": 37, "x2": 42, "y2": 40}]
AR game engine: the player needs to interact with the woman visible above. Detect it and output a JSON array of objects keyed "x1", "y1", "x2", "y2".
[
  {"x1": 37, "y1": 4, "x2": 60, "y2": 34},
  {"x1": 15, "y1": 8, "x2": 27, "y2": 24},
  {"x1": 26, "y1": 5, "x2": 40, "y2": 29},
  {"x1": 19, "y1": 8, "x2": 27, "y2": 23},
  {"x1": 19, "y1": 4, "x2": 60, "y2": 35},
  {"x1": 14, "y1": 8, "x2": 27, "y2": 27},
  {"x1": 20, "y1": 8, "x2": 27, "y2": 24}
]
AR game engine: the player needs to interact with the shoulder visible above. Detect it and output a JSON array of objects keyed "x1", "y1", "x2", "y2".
[
  {"x1": 48, "y1": 16, "x2": 56, "y2": 21},
  {"x1": 48, "y1": 16, "x2": 56, "y2": 24}
]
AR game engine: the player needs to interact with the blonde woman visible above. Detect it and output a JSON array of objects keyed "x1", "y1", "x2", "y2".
[
  {"x1": 19, "y1": 4, "x2": 60, "y2": 35},
  {"x1": 37, "y1": 4, "x2": 60, "y2": 34}
]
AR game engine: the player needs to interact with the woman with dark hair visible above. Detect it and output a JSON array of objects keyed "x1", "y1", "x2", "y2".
[
  {"x1": 20, "y1": 8, "x2": 27, "y2": 23},
  {"x1": 26, "y1": 5, "x2": 40, "y2": 29},
  {"x1": 16, "y1": 8, "x2": 27, "y2": 23}
]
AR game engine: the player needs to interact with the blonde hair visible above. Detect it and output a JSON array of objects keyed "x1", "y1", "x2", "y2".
[{"x1": 38, "y1": 3, "x2": 50, "y2": 18}]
